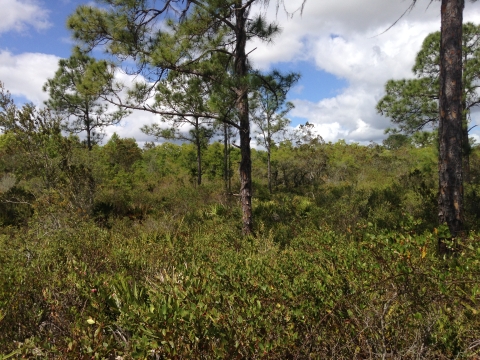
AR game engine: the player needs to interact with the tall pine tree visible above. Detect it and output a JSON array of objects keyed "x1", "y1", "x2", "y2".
[
  {"x1": 44, "y1": 47, "x2": 128, "y2": 150},
  {"x1": 67, "y1": 0, "x2": 304, "y2": 235},
  {"x1": 404, "y1": 0, "x2": 475, "y2": 247},
  {"x1": 377, "y1": 23, "x2": 480, "y2": 179}
]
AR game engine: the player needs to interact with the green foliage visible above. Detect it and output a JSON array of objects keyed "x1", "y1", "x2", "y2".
[
  {"x1": 250, "y1": 71, "x2": 299, "y2": 149},
  {"x1": 140, "y1": 73, "x2": 218, "y2": 185},
  {"x1": 378, "y1": 77, "x2": 439, "y2": 134},
  {"x1": 66, "y1": 0, "x2": 303, "y2": 235},
  {"x1": 3, "y1": 83, "x2": 480, "y2": 357},
  {"x1": 2, "y1": 210, "x2": 480, "y2": 358},
  {"x1": 0, "y1": 83, "x2": 97, "y2": 225},
  {"x1": 43, "y1": 47, "x2": 128, "y2": 150},
  {"x1": 270, "y1": 139, "x2": 327, "y2": 190},
  {"x1": 250, "y1": 70, "x2": 300, "y2": 193},
  {"x1": 377, "y1": 22, "x2": 480, "y2": 138}
]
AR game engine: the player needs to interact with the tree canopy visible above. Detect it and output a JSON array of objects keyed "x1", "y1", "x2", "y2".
[
  {"x1": 66, "y1": 0, "x2": 304, "y2": 235},
  {"x1": 43, "y1": 47, "x2": 128, "y2": 150},
  {"x1": 377, "y1": 22, "x2": 480, "y2": 136},
  {"x1": 250, "y1": 71, "x2": 300, "y2": 193}
]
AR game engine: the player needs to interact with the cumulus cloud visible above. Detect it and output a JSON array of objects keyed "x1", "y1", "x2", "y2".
[
  {"x1": 3, "y1": 1, "x2": 480, "y2": 145},
  {"x1": 284, "y1": 20, "x2": 440, "y2": 143},
  {"x1": 0, "y1": 51, "x2": 161, "y2": 145},
  {"x1": 0, "y1": 51, "x2": 59, "y2": 104},
  {"x1": 0, "y1": 0, "x2": 50, "y2": 34},
  {"x1": 291, "y1": 85, "x2": 385, "y2": 143},
  {"x1": 249, "y1": 0, "x2": 480, "y2": 143},
  {"x1": 103, "y1": 110, "x2": 161, "y2": 147}
]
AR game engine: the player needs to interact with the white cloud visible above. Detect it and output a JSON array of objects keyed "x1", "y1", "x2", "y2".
[
  {"x1": 309, "y1": 122, "x2": 347, "y2": 143},
  {"x1": 103, "y1": 110, "x2": 161, "y2": 146},
  {"x1": 0, "y1": 0, "x2": 50, "y2": 34},
  {"x1": 0, "y1": 52, "x2": 161, "y2": 145},
  {"x1": 3, "y1": 0, "x2": 480, "y2": 145},
  {"x1": 291, "y1": 84, "x2": 386, "y2": 144},
  {"x1": 0, "y1": 51, "x2": 59, "y2": 104},
  {"x1": 249, "y1": 0, "x2": 480, "y2": 143}
]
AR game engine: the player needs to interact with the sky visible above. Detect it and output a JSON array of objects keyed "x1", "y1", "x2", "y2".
[{"x1": 0, "y1": 0, "x2": 480, "y2": 146}]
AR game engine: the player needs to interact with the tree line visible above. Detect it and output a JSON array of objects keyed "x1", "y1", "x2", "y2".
[{"x1": 1, "y1": 0, "x2": 475, "y2": 244}]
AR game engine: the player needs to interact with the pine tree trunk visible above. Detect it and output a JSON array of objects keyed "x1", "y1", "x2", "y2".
[
  {"x1": 228, "y1": 132, "x2": 232, "y2": 194},
  {"x1": 86, "y1": 126, "x2": 92, "y2": 151},
  {"x1": 267, "y1": 131, "x2": 272, "y2": 194},
  {"x1": 195, "y1": 117, "x2": 202, "y2": 186},
  {"x1": 85, "y1": 111, "x2": 95, "y2": 207},
  {"x1": 224, "y1": 122, "x2": 229, "y2": 193},
  {"x1": 438, "y1": 0, "x2": 465, "y2": 251},
  {"x1": 267, "y1": 148, "x2": 272, "y2": 194},
  {"x1": 235, "y1": 2, "x2": 253, "y2": 236},
  {"x1": 85, "y1": 109, "x2": 92, "y2": 151}
]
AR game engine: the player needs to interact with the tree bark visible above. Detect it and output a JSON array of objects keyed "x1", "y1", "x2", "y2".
[
  {"x1": 438, "y1": 0, "x2": 465, "y2": 250},
  {"x1": 85, "y1": 104, "x2": 92, "y2": 151},
  {"x1": 223, "y1": 122, "x2": 229, "y2": 193},
  {"x1": 234, "y1": 1, "x2": 253, "y2": 236},
  {"x1": 267, "y1": 132, "x2": 272, "y2": 194},
  {"x1": 86, "y1": 126, "x2": 92, "y2": 151},
  {"x1": 195, "y1": 116, "x2": 202, "y2": 186},
  {"x1": 462, "y1": 44, "x2": 470, "y2": 182}
]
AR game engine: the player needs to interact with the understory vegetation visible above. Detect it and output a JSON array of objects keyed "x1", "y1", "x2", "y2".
[{"x1": 2, "y1": 129, "x2": 480, "y2": 359}]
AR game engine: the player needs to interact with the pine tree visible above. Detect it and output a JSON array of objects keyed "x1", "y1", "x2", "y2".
[
  {"x1": 67, "y1": 0, "x2": 304, "y2": 235},
  {"x1": 43, "y1": 47, "x2": 128, "y2": 150},
  {"x1": 437, "y1": 0, "x2": 465, "y2": 245},
  {"x1": 377, "y1": 23, "x2": 480, "y2": 146},
  {"x1": 141, "y1": 73, "x2": 217, "y2": 186},
  {"x1": 394, "y1": 0, "x2": 475, "y2": 245},
  {"x1": 250, "y1": 71, "x2": 300, "y2": 193},
  {"x1": 377, "y1": 23, "x2": 480, "y2": 181}
]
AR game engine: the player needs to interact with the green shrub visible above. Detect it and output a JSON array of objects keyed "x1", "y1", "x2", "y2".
[{"x1": 2, "y1": 136, "x2": 480, "y2": 358}]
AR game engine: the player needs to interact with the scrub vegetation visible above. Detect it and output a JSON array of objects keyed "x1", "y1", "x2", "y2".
[
  {"x1": 1, "y1": 0, "x2": 480, "y2": 358},
  {"x1": 1, "y1": 87, "x2": 480, "y2": 358}
]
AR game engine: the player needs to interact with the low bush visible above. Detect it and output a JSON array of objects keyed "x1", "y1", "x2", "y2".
[
  {"x1": 2, "y1": 212, "x2": 480, "y2": 358},
  {"x1": 2, "y1": 137, "x2": 480, "y2": 358}
]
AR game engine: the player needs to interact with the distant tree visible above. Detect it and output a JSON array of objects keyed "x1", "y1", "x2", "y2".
[
  {"x1": 102, "y1": 133, "x2": 143, "y2": 172},
  {"x1": 292, "y1": 122, "x2": 324, "y2": 146},
  {"x1": 250, "y1": 71, "x2": 300, "y2": 193},
  {"x1": 377, "y1": 23, "x2": 480, "y2": 177},
  {"x1": 0, "y1": 82, "x2": 63, "y2": 189},
  {"x1": 43, "y1": 47, "x2": 128, "y2": 150},
  {"x1": 67, "y1": 0, "x2": 307, "y2": 235},
  {"x1": 382, "y1": 133, "x2": 412, "y2": 150},
  {"x1": 272, "y1": 136, "x2": 327, "y2": 189},
  {"x1": 0, "y1": 82, "x2": 95, "y2": 213},
  {"x1": 141, "y1": 74, "x2": 216, "y2": 185}
]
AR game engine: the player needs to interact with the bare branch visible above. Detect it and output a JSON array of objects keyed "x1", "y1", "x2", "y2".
[{"x1": 372, "y1": 1, "x2": 435, "y2": 38}]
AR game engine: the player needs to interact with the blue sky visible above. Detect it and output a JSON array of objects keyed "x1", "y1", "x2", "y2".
[
  {"x1": 1, "y1": 1, "x2": 77, "y2": 57},
  {"x1": 276, "y1": 61, "x2": 347, "y2": 104},
  {"x1": 1, "y1": 0, "x2": 480, "y2": 144},
  {"x1": 0, "y1": 0, "x2": 349, "y2": 123}
]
